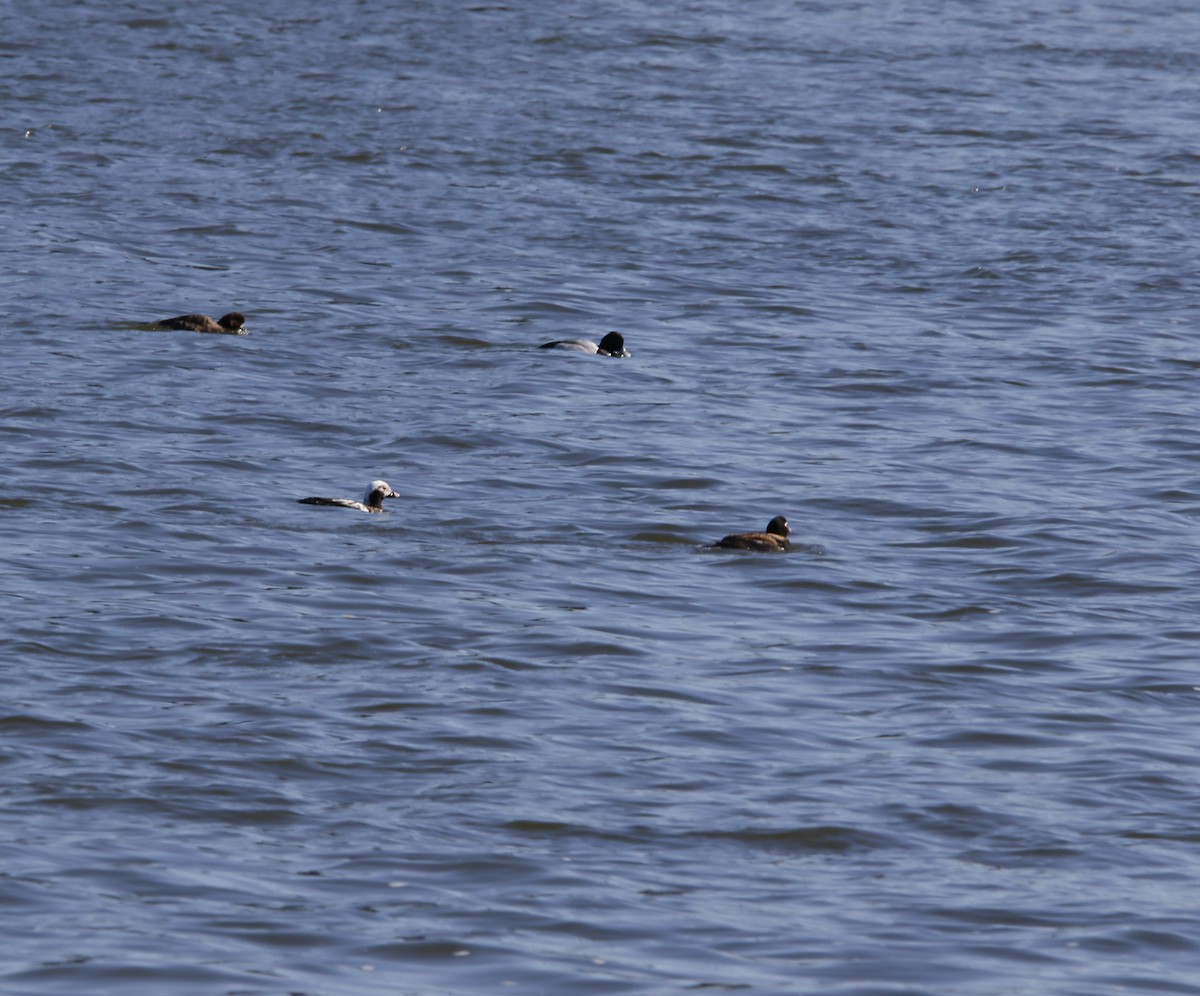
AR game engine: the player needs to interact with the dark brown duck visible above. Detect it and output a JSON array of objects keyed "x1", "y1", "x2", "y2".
[
  {"x1": 711, "y1": 515, "x2": 791, "y2": 552},
  {"x1": 154, "y1": 311, "x2": 247, "y2": 334}
]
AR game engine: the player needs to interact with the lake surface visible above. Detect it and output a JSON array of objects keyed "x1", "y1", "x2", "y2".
[{"x1": 4, "y1": 1, "x2": 1200, "y2": 993}]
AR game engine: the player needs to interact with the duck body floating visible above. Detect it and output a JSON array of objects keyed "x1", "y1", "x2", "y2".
[
  {"x1": 154, "y1": 311, "x2": 247, "y2": 334},
  {"x1": 710, "y1": 515, "x2": 791, "y2": 552},
  {"x1": 539, "y1": 331, "x2": 630, "y2": 357},
  {"x1": 297, "y1": 480, "x2": 399, "y2": 513}
]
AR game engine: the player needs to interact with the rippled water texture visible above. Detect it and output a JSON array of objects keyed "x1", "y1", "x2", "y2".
[{"x1": 4, "y1": 0, "x2": 1200, "y2": 993}]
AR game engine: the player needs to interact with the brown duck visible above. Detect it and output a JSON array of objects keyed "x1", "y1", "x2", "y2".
[
  {"x1": 155, "y1": 311, "x2": 247, "y2": 334},
  {"x1": 711, "y1": 515, "x2": 791, "y2": 552}
]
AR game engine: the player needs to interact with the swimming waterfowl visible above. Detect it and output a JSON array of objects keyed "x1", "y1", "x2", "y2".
[
  {"x1": 297, "y1": 480, "x2": 399, "y2": 513},
  {"x1": 154, "y1": 311, "x2": 247, "y2": 334},
  {"x1": 711, "y1": 515, "x2": 791, "y2": 552},
  {"x1": 539, "y1": 331, "x2": 630, "y2": 357}
]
